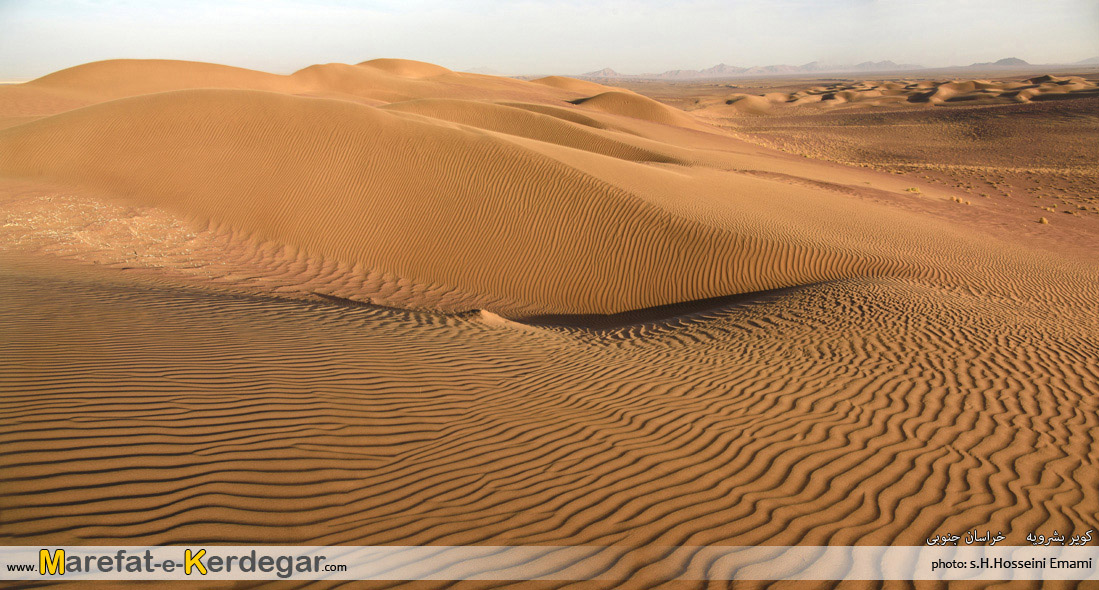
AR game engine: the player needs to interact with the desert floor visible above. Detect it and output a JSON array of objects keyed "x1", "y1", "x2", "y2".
[{"x1": 1, "y1": 61, "x2": 1097, "y2": 589}]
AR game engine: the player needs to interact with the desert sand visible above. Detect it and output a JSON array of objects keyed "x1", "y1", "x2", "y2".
[
  {"x1": 1, "y1": 59, "x2": 1097, "y2": 587},
  {"x1": 710, "y1": 75, "x2": 1099, "y2": 114}
]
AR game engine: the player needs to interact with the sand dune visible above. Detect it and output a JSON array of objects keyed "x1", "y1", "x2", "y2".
[
  {"x1": 380, "y1": 98, "x2": 687, "y2": 163},
  {"x1": 499, "y1": 100, "x2": 646, "y2": 134},
  {"x1": 723, "y1": 93, "x2": 775, "y2": 114},
  {"x1": 1, "y1": 58, "x2": 1098, "y2": 586},
  {"x1": 0, "y1": 88, "x2": 762, "y2": 314},
  {"x1": 0, "y1": 59, "x2": 616, "y2": 123},
  {"x1": 570, "y1": 90, "x2": 705, "y2": 129},
  {"x1": 1, "y1": 80, "x2": 973, "y2": 315},
  {"x1": 23, "y1": 58, "x2": 291, "y2": 101},
  {"x1": 358, "y1": 57, "x2": 453, "y2": 78},
  {"x1": 529, "y1": 75, "x2": 621, "y2": 95},
  {"x1": 3, "y1": 61, "x2": 1094, "y2": 316},
  {"x1": 689, "y1": 75, "x2": 1099, "y2": 116}
]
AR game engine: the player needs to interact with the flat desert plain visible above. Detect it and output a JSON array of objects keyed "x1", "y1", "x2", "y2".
[{"x1": 1, "y1": 59, "x2": 1098, "y2": 587}]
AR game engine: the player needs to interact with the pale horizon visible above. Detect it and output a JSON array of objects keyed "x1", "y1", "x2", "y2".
[{"x1": 2, "y1": 0, "x2": 1098, "y2": 80}]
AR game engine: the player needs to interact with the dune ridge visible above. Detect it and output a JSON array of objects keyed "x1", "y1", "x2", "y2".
[
  {"x1": 358, "y1": 57, "x2": 453, "y2": 78},
  {"x1": 3, "y1": 58, "x2": 633, "y2": 118}
]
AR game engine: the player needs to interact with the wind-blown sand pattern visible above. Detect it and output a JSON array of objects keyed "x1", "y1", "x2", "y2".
[{"x1": 1, "y1": 59, "x2": 1098, "y2": 588}]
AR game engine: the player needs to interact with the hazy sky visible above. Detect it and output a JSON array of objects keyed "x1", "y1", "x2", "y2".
[{"x1": 2, "y1": 0, "x2": 1098, "y2": 78}]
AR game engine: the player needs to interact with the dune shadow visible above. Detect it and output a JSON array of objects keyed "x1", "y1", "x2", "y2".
[{"x1": 511, "y1": 284, "x2": 820, "y2": 331}]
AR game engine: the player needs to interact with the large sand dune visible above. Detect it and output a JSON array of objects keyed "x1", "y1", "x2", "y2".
[
  {"x1": 1, "y1": 59, "x2": 1097, "y2": 586},
  {"x1": 6, "y1": 60, "x2": 1085, "y2": 315},
  {"x1": 1, "y1": 58, "x2": 599, "y2": 116},
  {"x1": 1, "y1": 63, "x2": 989, "y2": 315},
  {"x1": 0, "y1": 87, "x2": 902, "y2": 314}
]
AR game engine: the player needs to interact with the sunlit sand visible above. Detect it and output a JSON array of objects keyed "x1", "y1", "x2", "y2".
[{"x1": 1, "y1": 58, "x2": 1097, "y2": 586}]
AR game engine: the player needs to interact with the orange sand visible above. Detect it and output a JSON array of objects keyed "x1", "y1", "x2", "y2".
[{"x1": 1, "y1": 59, "x2": 1097, "y2": 588}]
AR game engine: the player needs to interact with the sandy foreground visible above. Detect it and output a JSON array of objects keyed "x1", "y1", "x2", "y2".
[{"x1": 1, "y1": 59, "x2": 1097, "y2": 588}]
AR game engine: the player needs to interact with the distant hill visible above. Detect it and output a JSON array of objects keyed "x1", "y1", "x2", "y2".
[
  {"x1": 968, "y1": 57, "x2": 1030, "y2": 67},
  {"x1": 642, "y1": 63, "x2": 748, "y2": 79},
  {"x1": 697, "y1": 63, "x2": 749, "y2": 77},
  {"x1": 581, "y1": 68, "x2": 621, "y2": 78},
  {"x1": 852, "y1": 60, "x2": 922, "y2": 71},
  {"x1": 576, "y1": 55, "x2": 1099, "y2": 80}
]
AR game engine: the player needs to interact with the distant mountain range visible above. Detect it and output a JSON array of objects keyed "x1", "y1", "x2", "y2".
[
  {"x1": 581, "y1": 60, "x2": 925, "y2": 80},
  {"x1": 583, "y1": 68, "x2": 621, "y2": 78},
  {"x1": 578, "y1": 57, "x2": 1095, "y2": 80},
  {"x1": 967, "y1": 57, "x2": 1029, "y2": 67}
]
